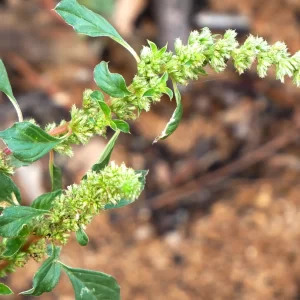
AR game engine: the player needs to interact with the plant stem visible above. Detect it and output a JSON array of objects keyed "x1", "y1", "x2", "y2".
[
  {"x1": 48, "y1": 123, "x2": 69, "y2": 136},
  {"x1": 3, "y1": 148, "x2": 12, "y2": 156}
]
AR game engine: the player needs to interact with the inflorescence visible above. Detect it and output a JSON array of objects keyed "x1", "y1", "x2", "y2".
[
  {"x1": 37, "y1": 162, "x2": 143, "y2": 243},
  {"x1": 2, "y1": 26, "x2": 300, "y2": 278},
  {"x1": 111, "y1": 28, "x2": 300, "y2": 121},
  {"x1": 43, "y1": 28, "x2": 300, "y2": 158}
]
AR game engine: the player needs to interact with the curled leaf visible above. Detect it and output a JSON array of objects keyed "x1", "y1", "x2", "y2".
[
  {"x1": 154, "y1": 81, "x2": 183, "y2": 142},
  {"x1": 94, "y1": 62, "x2": 131, "y2": 98}
]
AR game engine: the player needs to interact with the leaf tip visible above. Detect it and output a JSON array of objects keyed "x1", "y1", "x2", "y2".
[{"x1": 152, "y1": 137, "x2": 159, "y2": 144}]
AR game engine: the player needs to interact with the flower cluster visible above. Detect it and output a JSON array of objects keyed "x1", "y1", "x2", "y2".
[
  {"x1": 46, "y1": 90, "x2": 111, "y2": 156},
  {"x1": 44, "y1": 29, "x2": 300, "y2": 155},
  {"x1": 111, "y1": 28, "x2": 300, "y2": 120},
  {"x1": 0, "y1": 238, "x2": 46, "y2": 278},
  {"x1": 111, "y1": 43, "x2": 173, "y2": 120},
  {"x1": 0, "y1": 150, "x2": 14, "y2": 176},
  {"x1": 37, "y1": 162, "x2": 143, "y2": 243},
  {"x1": 0, "y1": 251, "x2": 28, "y2": 278}
]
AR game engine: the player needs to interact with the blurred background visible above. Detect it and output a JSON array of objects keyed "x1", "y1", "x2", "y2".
[{"x1": 2, "y1": 0, "x2": 300, "y2": 299}]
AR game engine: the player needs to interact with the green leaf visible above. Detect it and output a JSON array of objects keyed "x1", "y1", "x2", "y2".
[
  {"x1": 0, "y1": 283, "x2": 13, "y2": 295},
  {"x1": 0, "y1": 61, "x2": 14, "y2": 102},
  {"x1": 154, "y1": 81, "x2": 183, "y2": 143},
  {"x1": 55, "y1": 0, "x2": 139, "y2": 61},
  {"x1": 51, "y1": 164, "x2": 62, "y2": 191},
  {"x1": 94, "y1": 62, "x2": 131, "y2": 98},
  {"x1": 158, "y1": 73, "x2": 173, "y2": 99},
  {"x1": 104, "y1": 170, "x2": 147, "y2": 210},
  {"x1": 159, "y1": 72, "x2": 169, "y2": 84},
  {"x1": 0, "y1": 122, "x2": 62, "y2": 163},
  {"x1": 46, "y1": 244, "x2": 61, "y2": 257},
  {"x1": 61, "y1": 265, "x2": 120, "y2": 300},
  {"x1": 0, "y1": 60, "x2": 23, "y2": 122},
  {"x1": 0, "y1": 206, "x2": 48, "y2": 238},
  {"x1": 31, "y1": 190, "x2": 62, "y2": 211},
  {"x1": 162, "y1": 87, "x2": 173, "y2": 99},
  {"x1": 148, "y1": 40, "x2": 158, "y2": 53},
  {"x1": 142, "y1": 88, "x2": 156, "y2": 97},
  {"x1": 2, "y1": 234, "x2": 26, "y2": 258},
  {"x1": 9, "y1": 155, "x2": 30, "y2": 168},
  {"x1": 142, "y1": 72, "x2": 172, "y2": 99},
  {"x1": 99, "y1": 101, "x2": 111, "y2": 118},
  {"x1": 112, "y1": 120, "x2": 130, "y2": 133},
  {"x1": 142, "y1": 87, "x2": 172, "y2": 99},
  {"x1": 158, "y1": 44, "x2": 168, "y2": 56},
  {"x1": 0, "y1": 173, "x2": 21, "y2": 205},
  {"x1": 20, "y1": 246, "x2": 61, "y2": 296},
  {"x1": 91, "y1": 131, "x2": 120, "y2": 173},
  {"x1": 90, "y1": 90, "x2": 112, "y2": 117},
  {"x1": 75, "y1": 227, "x2": 89, "y2": 246},
  {"x1": 78, "y1": 0, "x2": 115, "y2": 17},
  {"x1": 109, "y1": 120, "x2": 118, "y2": 131},
  {"x1": 90, "y1": 90, "x2": 104, "y2": 102}
]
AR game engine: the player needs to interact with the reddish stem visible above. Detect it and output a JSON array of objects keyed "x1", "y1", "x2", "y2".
[
  {"x1": 3, "y1": 147, "x2": 12, "y2": 156},
  {"x1": 48, "y1": 123, "x2": 69, "y2": 136}
]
